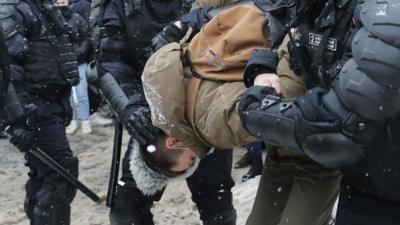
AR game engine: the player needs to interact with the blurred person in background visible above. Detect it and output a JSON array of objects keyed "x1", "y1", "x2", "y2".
[
  {"x1": 240, "y1": 142, "x2": 265, "y2": 182},
  {"x1": 59, "y1": 0, "x2": 93, "y2": 134},
  {"x1": 71, "y1": 0, "x2": 91, "y2": 22}
]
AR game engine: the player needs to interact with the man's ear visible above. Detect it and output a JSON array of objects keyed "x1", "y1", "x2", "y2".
[{"x1": 165, "y1": 137, "x2": 182, "y2": 149}]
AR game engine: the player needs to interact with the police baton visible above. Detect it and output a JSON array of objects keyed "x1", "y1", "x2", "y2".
[
  {"x1": 106, "y1": 121, "x2": 123, "y2": 207},
  {"x1": 30, "y1": 147, "x2": 101, "y2": 203},
  {"x1": 93, "y1": 72, "x2": 127, "y2": 207}
]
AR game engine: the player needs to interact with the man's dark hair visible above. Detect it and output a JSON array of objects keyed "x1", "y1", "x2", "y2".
[{"x1": 140, "y1": 132, "x2": 186, "y2": 177}]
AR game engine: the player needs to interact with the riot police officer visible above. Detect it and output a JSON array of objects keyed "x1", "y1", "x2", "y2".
[
  {"x1": 93, "y1": 0, "x2": 237, "y2": 224},
  {"x1": 239, "y1": 0, "x2": 400, "y2": 224},
  {"x1": 0, "y1": 0, "x2": 81, "y2": 224}
]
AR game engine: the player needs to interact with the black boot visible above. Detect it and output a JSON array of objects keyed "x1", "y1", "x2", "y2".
[{"x1": 241, "y1": 152, "x2": 263, "y2": 182}]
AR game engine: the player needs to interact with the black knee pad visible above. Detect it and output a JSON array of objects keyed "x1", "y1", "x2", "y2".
[
  {"x1": 35, "y1": 178, "x2": 77, "y2": 208},
  {"x1": 110, "y1": 183, "x2": 155, "y2": 225},
  {"x1": 24, "y1": 177, "x2": 41, "y2": 221},
  {"x1": 31, "y1": 173, "x2": 76, "y2": 225},
  {"x1": 35, "y1": 156, "x2": 79, "y2": 209}
]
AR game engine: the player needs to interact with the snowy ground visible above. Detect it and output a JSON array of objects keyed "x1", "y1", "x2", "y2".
[{"x1": 0, "y1": 125, "x2": 259, "y2": 225}]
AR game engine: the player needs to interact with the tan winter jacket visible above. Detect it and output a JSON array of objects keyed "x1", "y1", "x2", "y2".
[
  {"x1": 142, "y1": 42, "x2": 255, "y2": 157},
  {"x1": 142, "y1": 5, "x2": 269, "y2": 156},
  {"x1": 277, "y1": 35, "x2": 307, "y2": 99}
]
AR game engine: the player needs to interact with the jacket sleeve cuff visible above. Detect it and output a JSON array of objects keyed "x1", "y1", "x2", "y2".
[{"x1": 244, "y1": 50, "x2": 278, "y2": 88}]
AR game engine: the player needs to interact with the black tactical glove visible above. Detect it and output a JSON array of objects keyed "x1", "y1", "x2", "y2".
[
  {"x1": 151, "y1": 23, "x2": 186, "y2": 51},
  {"x1": 295, "y1": 87, "x2": 378, "y2": 143},
  {"x1": 7, "y1": 103, "x2": 39, "y2": 152},
  {"x1": 296, "y1": 87, "x2": 339, "y2": 122},
  {"x1": 180, "y1": 7, "x2": 212, "y2": 34},
  {"x1": 121, "y1": 104, "x2": 160, "y2": 145},
  {"x1": 9, "y1": 127, "x2": 36, "y2": 152}
]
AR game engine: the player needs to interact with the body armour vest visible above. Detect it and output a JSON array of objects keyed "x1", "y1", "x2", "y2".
[
  {"x1": 288, "y1": 0, "x2": 356, "y2": 87},
  {"x1": 22, "y1": 0, "x2": 79, "y2": 86}
]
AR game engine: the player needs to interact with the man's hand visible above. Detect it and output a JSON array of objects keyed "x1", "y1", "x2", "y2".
[
  {"x1": 7, "y1": 102, "x2": 39, "y2": 152},
  {"x1": 121, "y1": 105, "x2": 160, "y2": 145},
  {"x1": 253, "y1": 73, "x2": 281, "y2": 95},
  {"x1": 9, "y1": 127, "x2": 36, "y2": 152}
]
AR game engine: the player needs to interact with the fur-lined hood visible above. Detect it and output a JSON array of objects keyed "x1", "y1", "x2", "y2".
[{"x1": 129, "y1": 139, "x2": 200, "y2": 196}]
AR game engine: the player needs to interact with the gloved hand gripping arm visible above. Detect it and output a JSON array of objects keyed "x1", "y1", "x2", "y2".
[
  {"x1": 3, "y1": 85, "x2": 38, "y2": 152},
  {"x1": 151, "y1": 7, "x2": 213, "y2": 51},
  {"x1": 2, "y1": 82, "x2": 36, "y2": 153},
  {"x1": 151, "y1": 2, "x2": 258, "y2": 51},
  {"x1": 97, "y1": 73, "x2": 159, "y2": 145},
  {"x1": 239, "y1": 85, "x2": 366, "y2": 167}
]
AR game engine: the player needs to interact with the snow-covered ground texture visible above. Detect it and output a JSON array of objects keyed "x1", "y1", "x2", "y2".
[{"x1": 0, "y1": 126, "x2": 259, "y2": 225}]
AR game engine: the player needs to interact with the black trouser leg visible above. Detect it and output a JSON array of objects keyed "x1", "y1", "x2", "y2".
[
  {"x1": 109, "y1": 146, "x2": 164, "y2": 225},
  {"x1": 186, "y1": 149, "x2": 236, "y2": 225},
  {"x1": 26, "y1": 99, "x2": 75, "y2": 177},
  {"x1": 24, "y1": 99, "x2": 77, "y2": 225}
]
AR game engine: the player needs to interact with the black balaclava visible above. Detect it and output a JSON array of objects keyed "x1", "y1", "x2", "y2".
[
  {"x1": 142, "y1": 0, "x2": 182, "y2": 24},
  {"x1": 59, "y1": 5, "x2": 73, "y2": 18}
]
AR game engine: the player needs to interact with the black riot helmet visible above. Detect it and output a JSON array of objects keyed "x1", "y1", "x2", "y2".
[{"x1": 143, "y1": 0, "x2": 183, "y2": 24}]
